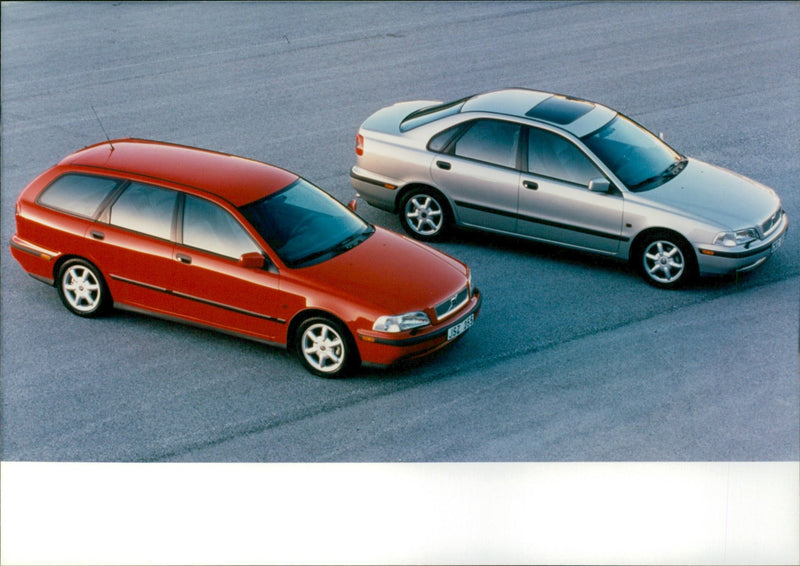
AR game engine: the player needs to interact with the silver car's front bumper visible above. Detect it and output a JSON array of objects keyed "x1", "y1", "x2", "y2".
[{"x1": 695, "y1": 211, "x2": 788, "y2": 275}]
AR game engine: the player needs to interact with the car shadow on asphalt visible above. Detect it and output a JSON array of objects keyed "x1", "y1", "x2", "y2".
[{"x1": 438, "y1": 226, "x2": 758, "y2": 293}]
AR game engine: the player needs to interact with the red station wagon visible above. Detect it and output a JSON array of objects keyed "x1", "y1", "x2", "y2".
[{"x1": 10, "y1": 139, "x2": 481, "y2": 377}]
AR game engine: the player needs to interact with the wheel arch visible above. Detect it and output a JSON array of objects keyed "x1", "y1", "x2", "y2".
[
  {"x1": 396, "y1": 182, "x2": 455, "y2": 219},
  {"x1": 630, "y1": 226, "x2": 699, "y2": 288},
  {"x1": 53, "y1": 254, "x2": 105, "y2": 287},
  {"x1": 629, "y1": 227, "x2": 697, "y2": 265},
  {"x1": 54, "y1": 255, "x2": 114, "y2": 316}
]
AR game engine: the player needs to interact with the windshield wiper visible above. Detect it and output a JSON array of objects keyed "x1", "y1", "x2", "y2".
[
  {"x1": 662, "y1": 157, "x2": 688, "y2": 181},
  {"x1": 334, "y1": 226, "x2": 374, "y2": 252},
  {"x1": 292, "y1": 226, "x2": 374, "y2": 267},
  {"x1": 630, "y1": 157, "x2": 688, "y2": 191}
]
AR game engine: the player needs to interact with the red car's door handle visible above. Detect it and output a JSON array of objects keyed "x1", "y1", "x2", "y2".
[
  {"x1": 176, "y1": 253, "x2": 192, "y2": 265},
  {"x1": 90, "y1": 230, "x2": 105, "y2": 240}
]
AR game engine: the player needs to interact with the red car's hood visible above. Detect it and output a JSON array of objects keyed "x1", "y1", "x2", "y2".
[{"x1": 296, "y1": 226, "x2": 468, "y2": 314}]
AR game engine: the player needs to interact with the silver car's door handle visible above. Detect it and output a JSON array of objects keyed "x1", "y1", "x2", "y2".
[
  {"x1": 523, "y1": 180, "x2": 538, "y2": 190},
  {"x1": 436, "y1": 160, "x2": 451, "y2": 170}
]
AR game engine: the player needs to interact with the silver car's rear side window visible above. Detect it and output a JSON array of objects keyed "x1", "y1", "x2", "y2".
[{"x1": 453, "y1": 120, "x2": 521, "y2": 169}]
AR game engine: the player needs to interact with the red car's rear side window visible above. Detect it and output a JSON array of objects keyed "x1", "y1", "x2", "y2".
[{"x1": 37, "y1": 174, "x2": 119, "y2": 218}]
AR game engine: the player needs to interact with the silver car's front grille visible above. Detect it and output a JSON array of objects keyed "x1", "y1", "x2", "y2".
[
  {"x1": 759, "y1": 208, "x2": 783, "y2": 238},
  {"x1": 435, "y1": 287, "x2": 469, "y2": 321}
]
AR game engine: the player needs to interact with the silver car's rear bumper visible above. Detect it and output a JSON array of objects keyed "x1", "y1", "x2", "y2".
[
  {"x1": 350, "y1": 166, "x2": 401, "y2": 212},
  {"x1": 695, "y1": 211, "x2": 788, "y2": 275}
]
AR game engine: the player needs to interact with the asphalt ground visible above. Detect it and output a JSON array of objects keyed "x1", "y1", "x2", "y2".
[{"x1": 1, "y1": 2, "x2": 798, "y2": 564}]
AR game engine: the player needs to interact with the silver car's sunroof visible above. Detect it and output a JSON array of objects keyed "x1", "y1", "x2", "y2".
[{"x1": 526, "y1": 96, "x2": 594, "y2": 125}]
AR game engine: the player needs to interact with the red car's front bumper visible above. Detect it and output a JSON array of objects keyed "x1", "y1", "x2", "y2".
[{"x1": 354, "y1": 289, "x2": 482, "y2": 367}]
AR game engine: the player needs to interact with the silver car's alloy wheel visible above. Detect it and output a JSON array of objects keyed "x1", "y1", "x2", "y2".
[
  {"x1": 642, "y1": 239, "x2": 685, "y2": 285},
  {"x1": 299, "y1": 321, "x2": 347, "y2": 376},
  {"x1": 404, "y1": 194, "x2": 444, "y2": 237},
  {"x1": 58, "y1": 261, "x2": 107, "y2": 316}
]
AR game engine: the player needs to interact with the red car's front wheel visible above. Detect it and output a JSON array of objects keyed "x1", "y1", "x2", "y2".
[{"x1": 296, "y1": 317, "x2": 356, "y2": 378}]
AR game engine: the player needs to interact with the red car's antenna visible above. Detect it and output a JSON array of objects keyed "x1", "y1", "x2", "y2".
[{"x1": 91, "y1": 106, "x2": 114, "y2": 152}]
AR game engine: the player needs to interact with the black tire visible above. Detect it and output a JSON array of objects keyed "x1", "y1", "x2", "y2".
[
  {"x1": 399, "y1": 187, "x2": 451, "y2": 241},
  {"x1": 56, "y1": 259, "x2": 111, "y2": 317},
  {"x1": 295, "y1": 317, "x2": 356, "y2": 378},
  {"x1": 636, "y1": 232, "x2": 697, "y2": 289}
]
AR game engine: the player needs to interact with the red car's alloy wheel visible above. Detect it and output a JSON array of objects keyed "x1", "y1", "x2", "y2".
[{"x1": 296, "y1": 317, "x2": 353, "y2": 378}]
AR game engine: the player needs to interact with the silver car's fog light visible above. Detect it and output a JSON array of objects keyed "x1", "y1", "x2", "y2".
[
  {"x1": 713, "y1": 228, "x2": 759, "y2": 247},
  {"x1": 373, "y1": 312, "x2": 430, "y2": 333}
]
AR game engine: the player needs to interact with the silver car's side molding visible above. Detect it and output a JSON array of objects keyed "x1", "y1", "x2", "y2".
[{"x1": 454, "y1": 199, "x2": 630, "y2": 243}]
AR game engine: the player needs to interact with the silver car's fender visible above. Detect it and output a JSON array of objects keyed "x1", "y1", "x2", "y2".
[{"x1": 618, "y1": 195, "x2": 725, "y2": 261}]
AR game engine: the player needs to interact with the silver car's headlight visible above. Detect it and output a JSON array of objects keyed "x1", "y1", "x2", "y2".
[
  {"x1": 713, "y1": 228, "x2": 759, "y2": 247},
  {"x1": 373, "y1": 311, "x2": 430, "y2": 333}
]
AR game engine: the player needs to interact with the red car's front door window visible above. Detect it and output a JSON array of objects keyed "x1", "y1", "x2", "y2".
[
  {"x1": 181, "y1": 195, "x2": 261, "y2": 259},
  {"x1": 172, "y1": 195, "x2": 290, "y2": 343}
]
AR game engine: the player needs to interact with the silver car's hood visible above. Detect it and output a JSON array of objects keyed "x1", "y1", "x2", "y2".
[{"x1": 637, "y1": 158, "x2": 780, "y2": 229}]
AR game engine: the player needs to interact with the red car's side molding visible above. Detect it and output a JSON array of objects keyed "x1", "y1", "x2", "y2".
[{"x1": 109, "y1": 273, "x2": 287, "y2": 324}]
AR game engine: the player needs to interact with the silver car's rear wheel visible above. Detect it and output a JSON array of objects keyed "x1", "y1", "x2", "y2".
[
  {"x1": 400, "y1": 188, "x2": 449, "y2": 241},
  {"x1": 296, "y1": 317, "x2": 354, "y2": 378},
  {"x1": 638, "y1": 233, "x2": 695, "y2": 288}
]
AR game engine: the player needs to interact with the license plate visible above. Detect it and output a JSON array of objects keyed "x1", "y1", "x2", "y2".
[
  {"x1": 447, "y1": 313, "x2": 474, "y2": 341},
  {"x1": 771, "y1": 234, "x2": 784, "y2": 254}
]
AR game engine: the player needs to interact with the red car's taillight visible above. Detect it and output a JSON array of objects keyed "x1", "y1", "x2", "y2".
[{"x1": 355, "y1": 133, "x2": 364, "y2": 156}]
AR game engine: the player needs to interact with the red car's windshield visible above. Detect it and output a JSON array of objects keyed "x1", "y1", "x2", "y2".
[{"x1": 240, "y1": 179, "x2": 372, "y2": 267}]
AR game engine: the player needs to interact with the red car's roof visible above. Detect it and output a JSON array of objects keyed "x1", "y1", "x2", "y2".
[{"x1": 60, "y1": 139, "x2": 299, "y2": 206}]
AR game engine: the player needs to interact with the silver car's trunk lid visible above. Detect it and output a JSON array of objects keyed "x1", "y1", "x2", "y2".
[{"x1": 361, "y1": 100, "x2": 440, "y2": 134}]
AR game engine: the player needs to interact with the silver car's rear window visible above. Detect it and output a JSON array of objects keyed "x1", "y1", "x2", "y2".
[{"x1": 400, "y1": 97, "x2": 469, "y2": 132}]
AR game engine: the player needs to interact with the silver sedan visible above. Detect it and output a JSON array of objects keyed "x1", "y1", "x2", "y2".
[{"x1": 350, "y1": 88, "x2": 788, "y2": 289}]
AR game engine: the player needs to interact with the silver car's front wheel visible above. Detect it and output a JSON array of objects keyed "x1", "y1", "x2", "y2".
[
  {"x1": 400, "y1": 189, "x2": 449, "y2": 241},
  {"x1": 296, "y1": 317, "x2": 354, "y2": 378},
  {"x1": 638, "y1": 234, "x2": 695, "y2": 288}
]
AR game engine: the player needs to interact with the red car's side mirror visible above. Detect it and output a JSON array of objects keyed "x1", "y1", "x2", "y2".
[{"x1": 239, "y1": 252, "x2": 265, "y2": 269}]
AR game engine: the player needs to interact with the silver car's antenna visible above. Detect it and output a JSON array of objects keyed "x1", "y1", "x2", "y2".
[{"x1": 91, "y1": 106, "x2": 114, "y2": 151}]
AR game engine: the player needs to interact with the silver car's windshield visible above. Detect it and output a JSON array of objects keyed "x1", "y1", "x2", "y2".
[
  {"x1": 582, "y1": 115, "x2": 685, "y2": 191},
  {"x1": 240, "y1": 179, "x2": 373, "y2": 267}
]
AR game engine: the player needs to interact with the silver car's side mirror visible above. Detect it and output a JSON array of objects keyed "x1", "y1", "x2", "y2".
[{"x1": 588, "y1": 177, "x2": 611, "y2": 193}]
